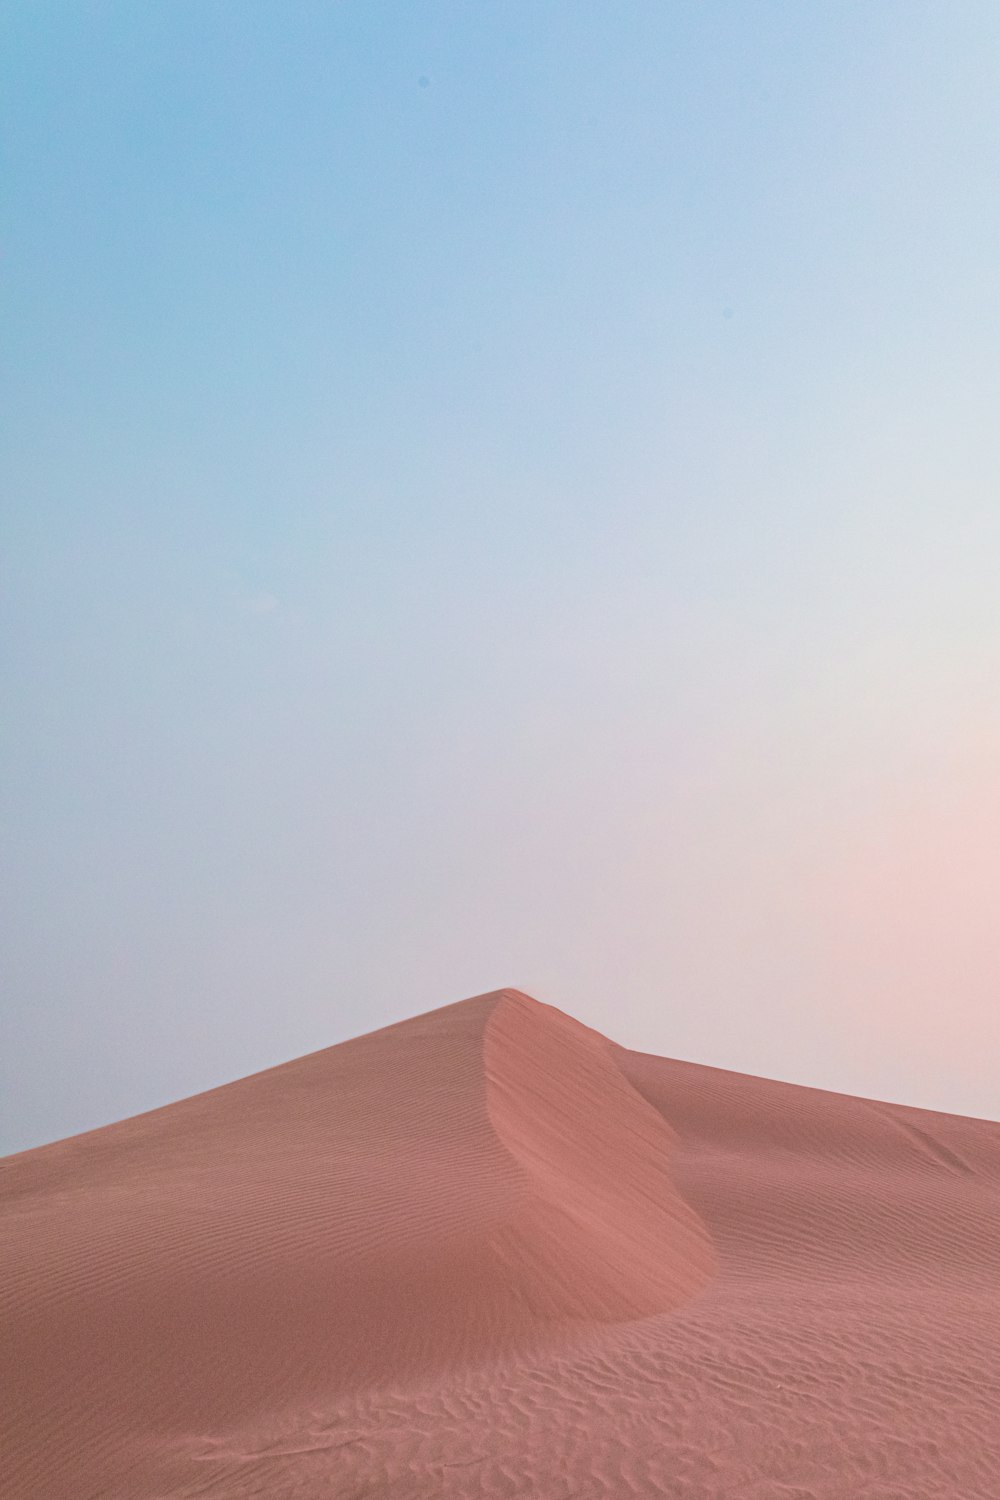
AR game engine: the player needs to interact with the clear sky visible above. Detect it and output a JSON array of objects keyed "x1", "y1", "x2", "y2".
[{"x1": 3, "y1": 1, "x2": 999, "y2": 1153}]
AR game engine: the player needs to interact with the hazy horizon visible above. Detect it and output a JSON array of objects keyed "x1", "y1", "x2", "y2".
[{"x1": 4, "y1": 1, "x2": 1000, "y2": 1154}]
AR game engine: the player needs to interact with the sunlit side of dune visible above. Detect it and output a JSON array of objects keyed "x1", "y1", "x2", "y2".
[{"x1": 3, "y1": 987, "x2": 1000, "y2": 1499}]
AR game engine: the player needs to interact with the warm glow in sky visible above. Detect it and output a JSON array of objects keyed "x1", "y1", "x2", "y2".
[{"x1": 3, "y1": 2, "x2": 999, "y2": 1151}]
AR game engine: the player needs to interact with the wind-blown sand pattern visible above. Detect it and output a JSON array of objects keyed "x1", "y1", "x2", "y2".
[{"x1": 3, "y1": 988, "x2": 1000, "y2": 1498}]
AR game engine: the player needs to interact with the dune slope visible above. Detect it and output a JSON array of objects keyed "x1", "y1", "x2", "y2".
[{"x1": 3, "y1": 987, "x2": 1000, "y2": 1498}]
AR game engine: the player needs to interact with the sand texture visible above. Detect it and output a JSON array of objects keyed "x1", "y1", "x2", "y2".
[{"x1": 3, "y1": 988, "x2": 1000, "y2": 1498}]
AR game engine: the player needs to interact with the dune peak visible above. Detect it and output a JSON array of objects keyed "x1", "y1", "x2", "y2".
[{"x1": 4, "y1": 986, "x2": 1000, "y2": 1499}]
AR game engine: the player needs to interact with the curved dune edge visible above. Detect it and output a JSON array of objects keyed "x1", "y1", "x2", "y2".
[
  {"x1": 7, "y1": 989, "x2": 1000, "y2": 1499},
  {"x1": 483, "y1": 990, "x2": 717, "y2": 1323},
  {"x1": 1, "y1": 989, "x2": 718, "y2": 1500}
]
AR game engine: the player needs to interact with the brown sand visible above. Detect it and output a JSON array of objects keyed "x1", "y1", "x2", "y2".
[{"x1": 3, "y1": 988, "x2": 1000, "y2": 1497}]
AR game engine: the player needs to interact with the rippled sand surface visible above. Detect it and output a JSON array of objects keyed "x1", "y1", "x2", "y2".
[{"x1": 4, "y1": 988, "x2": 1000, "y2": 1498}]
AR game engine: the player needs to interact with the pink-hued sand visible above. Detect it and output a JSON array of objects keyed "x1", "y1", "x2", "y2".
[{"x1": 4, "y1": 989, "x2": 1000, "y2": 1498}]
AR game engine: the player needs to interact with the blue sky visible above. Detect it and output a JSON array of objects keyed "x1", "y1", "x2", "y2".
[{"x1": 3, "y1": 2, "x2": 1000, "y2": 1151}]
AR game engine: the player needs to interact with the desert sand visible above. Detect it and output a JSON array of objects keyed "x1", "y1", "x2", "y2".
[{"x1": 3, "y1": 987, "x2": 1000, "y2": 1498}]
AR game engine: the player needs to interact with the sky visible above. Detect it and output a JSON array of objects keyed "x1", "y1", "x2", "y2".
[{"x1": 3, "y1": 1, "x2": 1000, "y2": 1153}]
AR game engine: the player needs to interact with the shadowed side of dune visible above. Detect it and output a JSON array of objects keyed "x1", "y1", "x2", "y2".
[
  {"x1": 1, "y1": 989, "x2": 714, "y2": 1500},
  {"x1": 485, "y1": 992, "x2": 716, "y2": 1321}
]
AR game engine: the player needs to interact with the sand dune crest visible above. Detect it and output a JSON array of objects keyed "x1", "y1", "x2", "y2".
[
  {"x1": 5, "y1": 990, "x2": 1000, "y2": 1497},
  {"x1": 1, "y1": 988, "x2": 715, "y2": 1499},
  {"x1": 485, "y1": 990, "x2": 716, "y2": 1321}
]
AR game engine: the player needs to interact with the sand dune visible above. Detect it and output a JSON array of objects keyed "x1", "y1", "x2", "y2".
[{"x1": 3, "y1": 988, "x2": 1000, "y2": 1498}]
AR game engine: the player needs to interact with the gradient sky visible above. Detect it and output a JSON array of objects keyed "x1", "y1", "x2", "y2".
[{"x1": 3, "y1": 1, "x2": 1000, "y2": 1153}]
